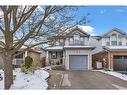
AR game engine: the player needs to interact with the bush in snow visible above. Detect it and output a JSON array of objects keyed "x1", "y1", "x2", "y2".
[
  {"x1": 24, "y1": 56, "x2": 33, "y2": 69},
  {"x1": 28, "y1": 61, "x2": 38, "y2": 73},
  {"x1": 21, "y1": 56, "x2": 38, "y2": 74},
  {"x1": 21, "y1": 61, "x2": 38, "y2": 74}
]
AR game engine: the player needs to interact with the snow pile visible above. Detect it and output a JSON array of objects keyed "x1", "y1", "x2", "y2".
[
  {"x1": 97, "y1": 70, "x2": 127, "y2": 81},
  {"x1": 0, "y1": 68, "x2": 49, "y2": 89}
]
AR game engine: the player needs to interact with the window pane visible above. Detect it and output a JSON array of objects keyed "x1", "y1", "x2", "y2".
[
  {"x1": 106, "y1": 42, "x2": 110, "y2": 46},
  {"x1": 111, "y1": 41, "x2": 117, "y2": 46},
  {"x1": 119, "y1": 41, "x2": 122, "y2": 46}
]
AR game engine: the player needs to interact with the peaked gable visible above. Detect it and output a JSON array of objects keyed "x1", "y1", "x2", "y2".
[
  {"x1": 66, "y1": 26, "x2": 90, "y2": 37},
  {"x1": 102, "y1": 28, "x2": 127, "y2": 38}
]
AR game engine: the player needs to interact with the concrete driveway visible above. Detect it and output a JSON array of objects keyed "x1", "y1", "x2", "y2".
[{"x1": 59, "y1": 70, "x2": 127, "y2": 89}]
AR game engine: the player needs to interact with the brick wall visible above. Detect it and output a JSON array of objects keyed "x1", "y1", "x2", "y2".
[{"x1": 92, "y1": 51, "x2": 109, "y2": 69}]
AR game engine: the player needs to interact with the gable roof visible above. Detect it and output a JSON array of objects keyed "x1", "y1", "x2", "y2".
[
  {"x1": 102, "y1": 28, "x2": 127, "y2": 37},
  {"x1": 48, "y1": 25, "x2": 90, "y2": 40},
  {"x1": 66, "y1": 26, "x2": 90, "y2": 36}
]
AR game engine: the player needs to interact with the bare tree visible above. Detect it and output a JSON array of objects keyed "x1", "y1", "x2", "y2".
[{"x1": 0, "y1": 5, "x2": 81, "y2": 89}]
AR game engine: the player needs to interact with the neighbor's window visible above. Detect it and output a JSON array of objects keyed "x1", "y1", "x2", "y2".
[
  {"x1": 111, "y1": 34, "x2": 117, "y2": 46},
  {"x1": 51, "y1": 52, "x2": 57, "y2": 59},
  {"x1": 106, "y1": 42, "x2": 110, "y2": 46},
  {"x1": 119, "y1": 41, "x2": 122, "y2": 46},
  {"x1": 111, "y1": 41, "x2": 117, "y2": 46}
]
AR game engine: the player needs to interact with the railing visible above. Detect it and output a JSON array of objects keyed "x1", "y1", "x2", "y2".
[
  {"x1": 13, "y1": 58, "x2": 24, "y2": 65},
  {"x1": 69, "y1": 41, "x2": 89, "y2": 46}
]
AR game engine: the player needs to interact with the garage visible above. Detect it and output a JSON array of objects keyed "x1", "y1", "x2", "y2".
[
  {"x1": 113, "y1": 56, "x2": 127, "y2": 71},
  {"x1": 69, "y1": 55, "x2": 88, "y2": 70}
]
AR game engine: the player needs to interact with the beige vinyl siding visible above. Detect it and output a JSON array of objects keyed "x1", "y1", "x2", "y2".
[{"x1": 27, "y1": 51, "x2": 41, "y2": 67}]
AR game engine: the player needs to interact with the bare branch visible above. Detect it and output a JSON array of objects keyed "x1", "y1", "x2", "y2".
[{"x1": 12, "y1": 6, "x2": 38, "y2": 33}]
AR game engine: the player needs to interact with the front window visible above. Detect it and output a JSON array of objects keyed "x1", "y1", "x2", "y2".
[
  {"x1": 51, "y1": 52, "x2": 57, "y2": 59},
  {"x1": 74, "y1": 33, "x2": 80, "y2": 44}
]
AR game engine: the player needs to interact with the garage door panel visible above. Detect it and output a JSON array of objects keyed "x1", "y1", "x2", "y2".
[
  {"x1": 69, "y1": 55, "x2": 88, "y2": 70},
  {"x1": 113, "y1": 56, "x2": 127, "y2": 71}
]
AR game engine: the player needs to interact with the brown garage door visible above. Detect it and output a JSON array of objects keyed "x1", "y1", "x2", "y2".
[{"x1": 113, "y1": 56, "x2": 127, "y2": 71}]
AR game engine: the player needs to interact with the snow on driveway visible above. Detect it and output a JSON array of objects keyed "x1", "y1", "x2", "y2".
[
  {"x1": 0, "y1": 68, "x2": 49, "y2": 89},
  {"x1": 96, "y1": 70, "x2": 127, "y2": 81}
]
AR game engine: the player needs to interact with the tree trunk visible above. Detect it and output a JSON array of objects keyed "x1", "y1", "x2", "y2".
[{"x1": 3, "y1": 53, "x2": 13, "y2": 89}]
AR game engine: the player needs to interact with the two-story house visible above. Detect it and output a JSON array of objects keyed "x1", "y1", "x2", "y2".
[
  {"x1": 46, "y1": 26, "x2": 95, "y2": 70},
  {"x1": 92, "y1": 28, "x2": 127, "y2": 71}
]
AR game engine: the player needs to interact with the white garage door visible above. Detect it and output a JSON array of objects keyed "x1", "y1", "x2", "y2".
[{"x1": 69, "y1": 55, "x2": 88, "y2": 70}]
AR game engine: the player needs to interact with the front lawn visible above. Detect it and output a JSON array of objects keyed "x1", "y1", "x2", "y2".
[{"x1": 0, "y1": 68, "x2": 49, "y2": 89}]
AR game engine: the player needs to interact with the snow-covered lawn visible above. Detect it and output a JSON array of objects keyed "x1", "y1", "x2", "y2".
[
  {"x1": 0, "y1": 68, "x2": 49, "y2": 89},
  {"x1": 96, "y1": 70, "x2": 127, "y2": 81}
]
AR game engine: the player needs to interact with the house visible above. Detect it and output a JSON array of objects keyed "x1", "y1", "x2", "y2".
[
  {"x1": 13, "y1": 48, "x2": 46, "y2": 67},
  {"x1": 46, "y1": 26, "x2": 95, "y2": 70},
  {"x1": 0, "y1": 48, "x2": 46, "y2": 69},
  {"x1": 0, "y1": 32, "x2": 46, "y2": 69},
  {"x1": 92, "y1": 28, "x2": 127, "y2": 71}
]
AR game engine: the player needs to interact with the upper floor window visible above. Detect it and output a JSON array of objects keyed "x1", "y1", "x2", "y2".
[
  {"x1": 74, "y1": 34, "x2": 80, "y2": 41},
  {"x1": 59, "y1": 39, "x2": 64, "y2": 46},
  {"x1": 74, "y1": 33, "x2": 80, "y2": 44},
  {"x1": 111, "y1": 34, "x2": 117, "y2": 46},
  {"x1": 80, "y1": 37, "x2": 84, "y2": 45},
  {"x1": 111, "y1": 41, "x2": 117, "y2": 46},
  {"x1": 119, "y1": 41, "x2": 122, "y2": 46},
  {"x1": 111, "y1": 34, "x2": 117, "y2": 40},
  {"x1": 106, "y1": 42, "x2": 110, "y2": 46},
  {"x1": 70, "y1": 38, "x2": 73, "y2": 44},
  {"x1": 55, "y1": 41, "x2": 59, "y2": 46}
]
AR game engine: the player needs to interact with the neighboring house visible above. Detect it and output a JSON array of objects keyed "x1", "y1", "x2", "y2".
[
  {"x1": 46, "y1": 26, "x2": 95, "y2": 70},
  {"x1": 92, "y1": 28, "x2": 127, "y2": 71},
  {"x1": 0, "y1": 48, "x2": 46, "y2": 69},
  {"x1": 13, "y1": 48, "x2": 45, "y2": 67}
]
